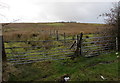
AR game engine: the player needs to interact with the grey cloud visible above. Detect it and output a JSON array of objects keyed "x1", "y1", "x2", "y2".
[{"x1": 37, "y1": 2, "x2": 114, "y2": 23}]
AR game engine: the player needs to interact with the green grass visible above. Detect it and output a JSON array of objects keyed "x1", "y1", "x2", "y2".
[
  {"x1": 5, "y1": 38, "x2": 75, "y2": 64},
  {"x1": 8, "y1": 52, "x2": 119, "y2": 81},
  {"x1": 5, "y1": 32, "x2": 119, "y2": 81},
  {"x1": 5, "y1": 33, "x2": 116, "y2": 64}
]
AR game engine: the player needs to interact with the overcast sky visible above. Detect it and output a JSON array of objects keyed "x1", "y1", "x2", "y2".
[{"x1": 0, "y1": 0, "x2": 119, "y2": 23}]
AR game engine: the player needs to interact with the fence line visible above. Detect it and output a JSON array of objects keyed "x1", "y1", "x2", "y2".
[
  {"x1": 7, "y1": 52, "x2": 72, "y2": 61},
  {"x1": 5, "y1": 44, "x2": 64, "y2": 49},
  {"x1": 82, "y1": 43, "x2": 115, "y2": 48},
  {"x1": 83, "y1": 40, "x2": 116, "y2": 44},
  {"x1": 82, "y1": 35, "x2": 116, "y2": 39},
  {"x1": 82, "y1": 47, "x2": 116, "y2": 52},
  {"x1": 4, "y1": 35, "x2": 116, "y2": 43},
  {"x1": 6, "y1": 47, "x2": 74, "y2": 54},
  {"x1": 7, "y1": 50, "x2": 73, "y2": 58},
  {"x1": 8, "y1": 54, "x2": 69, "y2": 63},
  {"x1": 4, "y1": 39, "x2": 75, "y2": 43},
  {"x1": 4, "y1": 33, "x2": 117, "y2": 65},
  {"x1": 11, "y1": 58, "x2": 65, "y2": 65}
]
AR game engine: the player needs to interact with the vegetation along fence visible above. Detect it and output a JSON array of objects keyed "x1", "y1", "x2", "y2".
[{"x1": 4, "y1": 31, "x2": 117, "y2": 65}]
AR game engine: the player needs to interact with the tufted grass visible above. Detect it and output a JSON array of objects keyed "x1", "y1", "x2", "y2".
[{"x1": 8, "y1": 52, "x2": 119, "y2": 81}]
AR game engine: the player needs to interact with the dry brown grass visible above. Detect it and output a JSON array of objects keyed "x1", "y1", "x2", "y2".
[{"x1": 3, "y1": 23, "x2": 107, "y2": 41}]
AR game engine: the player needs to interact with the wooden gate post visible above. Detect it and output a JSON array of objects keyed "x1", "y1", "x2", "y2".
[
  {"x1": 75, "y1": 33, "x2": 83, "y2": 57},
  {"x1": 76, "y1": 34, "x2": 79, "y2": 56},
  {"x1": 2, "y1": 36, "x2": 7, "y2": 62},
  {"x1": 79, "y1": 33, "x2": 83, "y2": 56},
  {"x1": 64, "y1": 32, "x2": 66, "y2": 44},
  {"x1": 0, "y1": 24, "x2": 2, "y2": 83},
  {"x1": 118, "y1": 1, "x2": 120, "y2": 51},
  {"x1": 56, "y1": 30, "x2": 59, "y2": 40},
  {"x1": 1, "y1": 24, "x2": 7, "y2": 63},
  {"x1": 116, "y1": 37, "x2": 118, "y2": 52}
]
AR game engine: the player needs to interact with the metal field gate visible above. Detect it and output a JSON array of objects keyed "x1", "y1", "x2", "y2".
[
  {"x1": 4, "y1": 33, "x2": 117, "y2": 65},
  {"x1": 4, "y1": 39, "x2": 76, "y2": 65}
]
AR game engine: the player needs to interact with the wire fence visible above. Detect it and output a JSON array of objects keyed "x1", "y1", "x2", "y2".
[{"x1": 4, "y1": 33, "x2": 117, "y2": 65}]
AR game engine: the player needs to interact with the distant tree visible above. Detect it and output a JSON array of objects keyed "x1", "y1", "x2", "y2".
[{"x1": 100, "y1": 1, "x2": 120, "y2": 51}]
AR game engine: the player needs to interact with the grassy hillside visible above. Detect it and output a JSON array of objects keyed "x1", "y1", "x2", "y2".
[
  {"x1": 3, "y1": 23, "x2": 119, "y2": 82},
  {"x1": 3, "y1": 23, "x2": 105, "y2": 33},
  {"x1": 2, "y1": 23, "x2": 107, "y2": 41},
  {"x1": 8, "y1": 52, "x2": 119, "y2": 81}
]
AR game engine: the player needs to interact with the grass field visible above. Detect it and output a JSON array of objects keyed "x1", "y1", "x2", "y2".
[
  {"x1": 4, "y1": 32, "x2": 115, "y2": 65},
  {"x1": 3, "y1": 23, "x2": 107, "y2": 41},
  {"x1": 2, "y1": 23, "x2": 119, "y2": 82},
  {"x1": 8, "y1": 52, "x2": 119, "y2": 81}
]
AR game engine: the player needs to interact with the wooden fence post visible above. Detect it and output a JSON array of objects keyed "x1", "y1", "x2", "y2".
[
  {"x1": 1, "y1": 24, "x2": 7, "y2": 63},
  {"x1": 75, "y1": 33, "x2": 83, "y2": 57},
  {"x1": 76, "y1": 35, "x2": 79, "y2": 56},
  {"x1": 0, "y1": 24, "x2": 2, "y2": 83},
  {"x1": 56, "y1": 30, "x2": 59, "y2": 40},
  {"x1": 2, "y1": 36, "x2": 7, "y2": 62},
  {"x1": 79, "y1": 33, "x2": 83, "y2": 56},
  {"x1": 118, "y1": 1, "x2": 120, "y2": 51},
  {"x1": 116, "y1": 37, "x2": 119, "y2": 52},
  {"x1": 64, "y1": 32, "x2": 66, "y2": 44}
]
